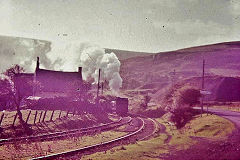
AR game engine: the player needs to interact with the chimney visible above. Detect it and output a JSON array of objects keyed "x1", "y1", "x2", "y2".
[
  {"x1": 78, "y1": 67, "x2": 82, "y2": 81},
  {"x1": 36, "y1": 57, "x2": 40, "y2": 71}
]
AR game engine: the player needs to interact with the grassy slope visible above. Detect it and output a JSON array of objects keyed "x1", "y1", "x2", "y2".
[
  {"x1": 0, "y1": 109, "x2": 111, "y2": 138},
  {"x1": 83, "y1": 114, "x2": 234, "y2": 160},
  {"x1": 105, "y1": 48, "x2": 153, "y2": 60},
  {"x1": 0, "y1": 130, "x2": 127, "y2": 159}
]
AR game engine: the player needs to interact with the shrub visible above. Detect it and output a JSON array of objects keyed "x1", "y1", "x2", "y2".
[
  {"x1": 140, "y1": 95, "x2": 151, "y2": 109},
  {"x1": 164, "y1": 86, "x2": 201, "y2": 128}
]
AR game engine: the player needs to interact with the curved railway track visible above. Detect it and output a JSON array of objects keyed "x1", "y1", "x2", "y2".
[
  {"x1": 0, "y1": 116, "x2": 132, "y2": 145},
  {"x1": 139, "y1": 118, "x2": 159, "y2": 141},
  {"x1": 31, "y1": 117, "x2": 159, "y2": 160}
]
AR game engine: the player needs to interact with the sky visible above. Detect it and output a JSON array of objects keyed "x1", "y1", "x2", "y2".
[{"x1": 0, "y1": 0, "x2": 240, "y2": 52}]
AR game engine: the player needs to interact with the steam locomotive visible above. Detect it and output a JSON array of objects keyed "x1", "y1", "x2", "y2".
[{"x1": 115, "y1": 97, "x2": 128, "y2": 116}]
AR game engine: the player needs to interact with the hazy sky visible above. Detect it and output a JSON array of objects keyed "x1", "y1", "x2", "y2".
[{"x1": 0, "y1": 0, "x2": 240, "y2": 52}]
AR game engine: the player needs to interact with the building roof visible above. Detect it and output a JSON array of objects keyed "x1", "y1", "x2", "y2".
[
  {"x1": 36, "y1": 68, "x2": 82, "y2": 80},
  {"x1": 15, "y1": 73, "x2": 34, "y2": 77},
  {"x1": 35, "y1": 68, "x2": 83, "y2": 93}
]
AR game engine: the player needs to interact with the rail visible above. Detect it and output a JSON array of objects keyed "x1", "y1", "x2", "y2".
[
  {"x1": 31, "y1": 117, "x2": 145, "y2": 160},
  {"x1": 0, "y1": 116, "x2": 133, "y2": 145}
]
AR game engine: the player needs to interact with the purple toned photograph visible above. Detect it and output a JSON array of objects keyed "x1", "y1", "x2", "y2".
[{"x1": 0, "y1": 0, "x2": 240, "y2": 159}]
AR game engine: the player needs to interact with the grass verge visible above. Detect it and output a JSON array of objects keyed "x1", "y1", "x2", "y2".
[
  {"x1": 83, "y1": 113, "x2": 235, "y2": 160},
  {"x1": 0, "y1": 130, "x2": 126, "y2": 160},
  {"x1": 210, "y1": 104, "x2": 240, "y2": 112}
]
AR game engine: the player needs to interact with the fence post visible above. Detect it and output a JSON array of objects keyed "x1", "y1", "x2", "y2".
[
  {"x1": 42, "y1": 110, "x2": 47, "y2": 122},
  {"x1": 72, "y1": 109, "x2": 75, "y2": 116},
  {"x1": 0, "y1": 113, "x2": 4, "y2": 126},
  {"x1": 34, "y1": 111, "x2": 38, "y2": 124},
  {"x1": 38, "y1": 111, "x2": 43, "y2": 123},
  {"x1": 26, "y1": 110, "x2": 32, "y2": 124},
  {"x1": 66, "y1": 110, "x2": 70, "y2": 117},
  {"x1": 50, "y1": 110, "x2": 55, "y2": 121},
  {"x1": 12, "y1": 112, "x2": 18, "y2": 127},
  {"x1": 59, "y1": 110, "x2": 62, "y2": 119}
]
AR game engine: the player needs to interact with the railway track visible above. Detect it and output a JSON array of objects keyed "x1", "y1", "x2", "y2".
[
  {"x1": 0, "y1": 116, "x2": 132, "y2": 145},
  {"x1": 139, "y1": 118, "x2": 159, "y2": 141},
  {"x1": 30, "y1": 117, "x2": 159, "y2": 160}
]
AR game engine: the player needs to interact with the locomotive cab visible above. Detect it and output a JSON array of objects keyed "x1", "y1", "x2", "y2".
[{"x1": 116, "y1": 97, "x2": 128, "y2": 116}]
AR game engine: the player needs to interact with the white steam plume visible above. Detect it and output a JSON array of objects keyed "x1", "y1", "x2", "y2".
[
  {"x1": 47, "y1": 41, "x2": 123, "y2": 94},
  {"x1": 0, "y1": 36, "x2": 51, "y2": 73},
  {"x1": 0, "y1": 36, "x2": 123, "y2": 94}
]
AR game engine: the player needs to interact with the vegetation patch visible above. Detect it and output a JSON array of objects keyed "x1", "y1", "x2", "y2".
[
  {"x1": 210, "y1": 104, "x2": 240, "y2": 112},
  {"x1": 82, "y1": 134, "x2": 169, "y2": 160},
  {"x1": 182, "y1": 114, "x2": 234, "y2": 138},
  {"x1": 0, "y1": 130, "x2": 126, "y2": 159},
  {"x1": 163, "y1": 85, "x2": 201, "y2": 128},
  {"x1": 158, "y1": 114, "x2": 234, "y2": 147},
  {"x1": 83, "y1": 113, "x2": 235, "y2": 160},
  {"x1": 0, "y1": 110, "x2": 113, "y2": 138}
]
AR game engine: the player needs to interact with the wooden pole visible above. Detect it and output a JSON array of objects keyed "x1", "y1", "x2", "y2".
[
  {"x1": 26, "y1": 110, "x2": 32, "y2": 124},
  {"x1": 72, "y1": 109, "x2": 75, "y2": 116},
  {"x1": 173, "y1": 69, "x2": 176, "y2": 87},
  {"x1": 59, "y1": 110, "x2": 62, "y2": 119},
  {"x1": 12, "y1": 113, "x2": 18, "y2": 127},
  {"x1": 50, "y1": 110, "x2": 55, "y2": 121},
  {"x1": 101, "y1": 82, "x2": 104, "y2": 95},
  {"x1": 96, "y1": 69, "x2": 101, "y2": 106},
  {"x1": 202, "y1": 59, "x2": 205, "y2": 90},
  {"x1": 201, "y1": 59, "x2": 205, "y2": 116},
  {"x1": 38, "y1": 111, "x2": 43, "y2": 123},
  {"x1": 34, "y1": 110, "x2": 38, "y2": 124},
  {"x1": 97, "y1": 69, "x2": 101, "y2": 97},
  {"x1": 42, "y1": 110, "x2": 47, "y2": 122},
  {"x1": 66, "y1": 110, "x2": 69, "y2": 117},
  {"x1": 0, "y1": 113, "x2": 4, "y2": 126}
]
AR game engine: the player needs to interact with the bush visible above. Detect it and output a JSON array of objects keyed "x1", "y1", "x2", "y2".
[
  {"x1": 164, "y1": 86, "x2": 201, "y2": 128},
  {"x1": 180, "y1": 88, "x2": 201, "y2": 106},
  {"x1": 170, "y1": 108, "x2": 200, "y2": 128},
  {"x1": 140, "y1": 95, "x2": 151, "y2": 109}
]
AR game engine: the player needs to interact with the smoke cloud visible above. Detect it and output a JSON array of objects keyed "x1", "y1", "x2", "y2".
[
  {"x1": 47, "y1": 41, "x2": 123, "y2": 94},
  {"x1": 0, "y1": 36, "x2": 122, "y2": 94},
  {"x1": 0, "y1": 36, "x2": 51, "y2": 73},
  {"x1": 0, "y1": 74, "x2": 15, "y2": 93}
]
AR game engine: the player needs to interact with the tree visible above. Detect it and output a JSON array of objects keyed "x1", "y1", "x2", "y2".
[
  {"x1": 180, "y1": 88, "x2": 201, "y2": 106},
  {"x1": 141, "y1": 95, "x2": 151, "y2": 109},
  {"x1": 4, "y1": 64, "x2": 24, "y2": 80},
  {"x1": 164, "y1": 86, "x2": 201, "y2": 128},
  {"x1": 0, "y1": 75, "x2": 15, "y2": 109},
  {"x1": 2, "y1": 65, "x2": 32, "y2": 133}
]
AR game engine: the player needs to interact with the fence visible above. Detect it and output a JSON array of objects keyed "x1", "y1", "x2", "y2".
[{"x1": 0, "y1": 109, "x2": 73, "y2": 128}]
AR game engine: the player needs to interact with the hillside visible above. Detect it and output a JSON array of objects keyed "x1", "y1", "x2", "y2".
[
  {"x1": 105, "y1": 48, "x2": 152, "y2": 60},
  {"x1": 119, "y1": 41, "x2": 240, "y2": 103}
]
